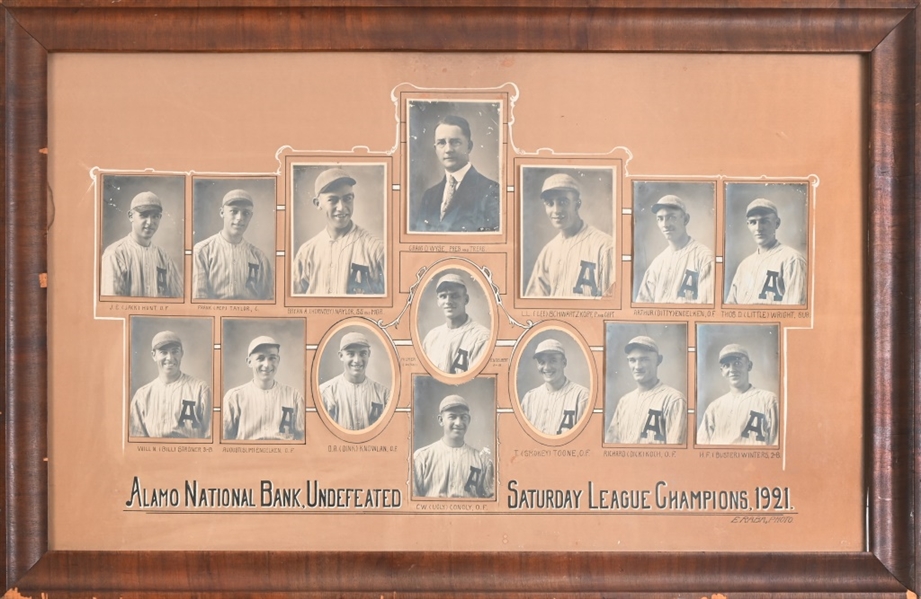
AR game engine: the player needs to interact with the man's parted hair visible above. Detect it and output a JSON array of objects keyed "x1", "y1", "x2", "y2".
[{"x1": 435, "y1": 114, "x2": 473, "y2": 142}]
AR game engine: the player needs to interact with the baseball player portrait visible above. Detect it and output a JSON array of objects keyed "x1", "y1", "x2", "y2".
[
  {"x1": 419, "y1": 270, "x2": 492, "y2": 376},
  {"x1": 724, "y1": 183, "x2": 808, "y2": 305},
  {"x1": 129, "y1": 320, "x2": 213, "y2": 440},
  {"x1": 407, "y1": 100, "x2": 502, "y2": 234},
  {"x1": 192, "y1": 179, "x2": 275, "y2": 301},
  {"x1": 633, "y1": 188, "x2": 715, "y2": 304},
  {"x1": 604, "y1": 335, "x2": 687, "y2": 444},
  {"x1": 522, "y1": 168, "x2": 615, "y2": 299},
  {"x1": 100, "y1": 174, "x2": 185, "y2": 298},
  {"x1": 517, "y1": 336, "x2": 591, "y2": 437},
  {"x1": 318, "y1": 330, "x2": 391, "y2": 432},
  {"x1": 412, "y1": 376, "x2": 496, "y2": 499},
  {"x1": 222, "y1": 335, "x2": 306, "y2": 442},
  {"x1": 291, "y1": 165, "x2": 386, "y2": 296},
  {"x1": 696, "y1": 324, "x2": 780, "y2": 446}
]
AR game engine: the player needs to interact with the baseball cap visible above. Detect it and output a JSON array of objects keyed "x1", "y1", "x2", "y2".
[
  {"x1": 718, "y1": 344, "x2": 750, "y2": 363},
  {"x1": 435, "y1": 273, "x2": 467, "y2": 292},
  {"x1": 130, "y1": 191, "x2": 163, "y2": 213},
  {"x1": 533, "y1": 339, "x2": 566, "y2": 358},
  {"x1": 625, "y1": 335, "x2": 659, "y2": 354},
  {"x1": 314, "y1": 168, "x2": 357, "y2": 197},
  {"x1": 540, "y1": 173, "x2": 581, "y2": 198},
  {"x1": 746, "y1": 198, "x2": 778, "y2": 217},
  {"x1": 151, "y1": 330, "x2": 182, "y2": 351},
  {"x1": 339, "y1": 332, "x2": 371, "y2": 351},
  {"x1": 651, "y1": 195, "x2": 687, "y2": 214},
  {"x1": 222, "y1": 189, "x2": 254, "y2": 208},
  {"x1": 247, "y1": 335, "x2": 280, "y2": 356},
  {"x1": 439, "y1": 394, "x2": 470, "y2": 413}
]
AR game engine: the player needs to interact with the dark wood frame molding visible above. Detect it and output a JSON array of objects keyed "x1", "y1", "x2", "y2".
[{"x1": 3, "y1": 2, "x2": 917, "y2": 597}]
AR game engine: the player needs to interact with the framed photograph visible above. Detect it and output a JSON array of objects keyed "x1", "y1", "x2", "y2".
[{"x1": 6, "y1": 2, "x2": 918, "y2": 598}]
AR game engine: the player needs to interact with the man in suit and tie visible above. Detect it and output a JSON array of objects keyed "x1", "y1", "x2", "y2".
[{"x1": 410, "y1": 115, "x2": 501, "y2": 233}]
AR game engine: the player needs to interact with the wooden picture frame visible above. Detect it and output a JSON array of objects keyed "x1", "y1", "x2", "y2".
[{"x1": 3, "y1": 2, "x2": 917, "y2": 596}]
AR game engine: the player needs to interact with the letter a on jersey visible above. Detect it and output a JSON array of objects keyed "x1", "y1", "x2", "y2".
[
  {"x1": 246, "y1": 262, "x2": 261, "y2": 294},
  {"x1": 369, "y1": 402, "x2": 383, "y2": 425},
  {"x1": 347, "y1": 263, "x2": 373, "y2": 294},
  {"x1": 451, "y1": 348, "x2": 470, "y2": 374},
  {"x1": 572, "y1": 260, "x2": 601, "y2": 297},
  {"x1": 741, "y1": 410, "x2": 767, "y2": 442},
  {"x1": 758, "y1": 270, "x2": 785, "y2": 301},
  {"x1": 177, "y1": 399, "x2": 201, "y2": 428},
  {"x1": 278, "y1": 406, "x2": 295, "y2": 434},
  {"x1": 556, "y1": 410, "x2": 577, "y2": 435},
  {"x1": 464, "y1": 466, "x2": 483, "y2": 496},
  {"x1": 678, "y1": 269, "x2": 700, "y2": 301},
  {"x1": 157, "y1": 267, "x2": 168, "y2": 295},
  {"x1": 641, "y1": 408, "x2": 666, "y2": 442}
]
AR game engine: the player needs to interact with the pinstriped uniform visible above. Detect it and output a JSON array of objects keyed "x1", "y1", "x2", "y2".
[
  {"x1": 635, "y1": 238, "x2": 714, "y2": 304},
  {"x1": 222, "y1": 381, "x2": 306, "y2": 441},
  {"x1": 421, "y1": 316, "x2": 491, "y2": 374},
  {"x1": 292, "y1": 224, "x2": 385, "y2": 295},
  {"x1": 129, "y1": 373, "x2": 212, "y2": 439},
  {"x1": 520, "y1": 379, "x2": 590, "y2": 435},
  {"x1": 192, "y1": 233, "x2": 274, "y2": 300},
  {"x1": 319, "y1": 374, "x2": 390, "y2": 431},
  {"x1": 605, "y1": 381, "x2": 687, "y2": 444},
  {"x1": 726, "y1": 242, "x2": 806, "y2": 305},
  {"x1": 413, "y1": 440, "x2": 495, "y2": 498},
  {"x1": 697, "y1": 386, "x2": 778, "y2": 445},
  {"x1": 102, "y1": 235, "x2": 183, "y2": 298},
  {"x1": 525, "y1": 223, "x2": 614, "y2": 298}
]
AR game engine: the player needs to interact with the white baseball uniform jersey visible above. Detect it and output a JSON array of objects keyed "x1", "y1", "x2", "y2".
[
  {"x1": 726, "y1": 241, "x2": 806, "y2": 305},
  {"x1": 525, "y1": 222, "x2": 614, "y2": 298},
  {"x1": 222, "y1": 380, "x2": 306, "y2": 441},
  {"x1": 319, "y1": 374, "x2": 390, "y2": 431},
  {"x1": 605, "y1": 381, "x2": 687, "y2": 444},
  {"x1": 520, "y1": 379, "x2": 590, "y2": 435},
  {"x1": 129, "y1": 373, "x2": 212, "y2": 439},
  {"x1": 413, "y1": 439, "x2": 495, "y2": 498},
  {"x1": 101, "y1": 235, "x2": 183, "y2": 298},
  {"x1": 697, "y1": 386, "x2": 778, "y2": 445},
  {"x1": 192, "y1": 233, "x2": 274, "y2": 300},
  {"x1": 635, "y1": 238, "x2": 714, "y2": 304},
  {"x1": 292, "y1": 223, "x2": 385, "y2": 295},
  {"x1": 422, "y1": 316, "x2": 491, "y2": 375}
]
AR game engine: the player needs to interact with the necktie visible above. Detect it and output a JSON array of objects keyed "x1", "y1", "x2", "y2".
[{"x1": 440, "y1": 175, "x2": 457, "y2": 219}]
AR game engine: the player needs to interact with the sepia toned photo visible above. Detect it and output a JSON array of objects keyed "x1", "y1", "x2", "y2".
[
  {"x1": 191, "y1": 177, "x2": 276, "y2": 301},
  {"x1": 407, "y1": 99, "x2": 502, "y2": 234},
  {"x1": 632, "y1": 181, "x2": 716, "y2": 305},
  {"x1": 520, "y1": 166, "x2": 615, "y2": 299},
  {"x1": 128, "y1": 316, "x2": 213, "y2": 441},
  {"x1": 99, "y1": 174, "x2": 185, "y2": 299},
  {"x1": 514, "y1": 328, "x2": 592, "y2": 438},
  {"x1": 412, "y1": 376, "x2": 496, "y2": 499},
  {"x1": 221, "y1": 318, "x2": 306, "y2": 442},
  {"x1": 723, "y1": 182, "x2": 809, "y2": 306},
  {"x1": 696, "y1": 323, "x2": 780, "y2": 446},
  {"x1": 604, "y1": 322, "x2": 688, "y2": 445},
  {"x1": 290, "y1": 163, "x2": 387, "y2": 297}
]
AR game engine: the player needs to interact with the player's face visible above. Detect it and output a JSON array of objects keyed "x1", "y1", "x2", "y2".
[
  {"x1": 436, "y1": 284, "x2": 469, "y2": 320},
  {"x1": 316, "y1": 181, "x2": 355, "y2": 231},
  {"x1": 720, "y1": 355, "x2": 752, "y2": 389},
  {"x1": 129, "y1": 209, "x2": 162, "y2": 242},
  {"x1": 655, "y1": 207, "x2": 688, "y2": 241},
  {"x1": 433, "y1": 124, "x2": 471, "y2": 173},
  {"x1": 248, "y1": 346, "x2": 280, "y2": 383},
  {"x1": 542, "y1": 189, "x2": 581, "y2": 231},
  {"x1": 438, "y1": 408, "x2": 470, "y2": 442},
  {"x1": 626, "y1": 348, "x2": 660, "y2": 387},
  {"x1": 220, "y1": 205, "x2": 253, "y2": 236},
  {"x1": 151, "y1": 343, "x2": 183, "y2": 376},
  {"x1": 747, "y1": 212, "x2": 780, "y2": 248},
  {"x1": 338, "y1": 346, "x2": 369, "y2": 378},
  {"x1": 535, "y1": 352, "x2": 567, "y2": 387}
]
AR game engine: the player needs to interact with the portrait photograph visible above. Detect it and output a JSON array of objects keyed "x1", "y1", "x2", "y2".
[
  {"x1": 696, "y1": 323, "x2": 780, "y2": 446},
  {"x1": 632, "y1": 180, "x2": 716, "y2": 305},
  {"x1": 411, "y1": 375, "x2": 496, "y2": 500},
  {"x1": 315, "y1": 322, "x2": 395, "y2": 434},
  {"x1": 99, "y1": 173, "x2": 186, "y2": 299},
  {"x1": 603, "y1": 322, "x2": 688, "y2": 446},
  {"x1": 406, "y1": 99, "x2": 503, "y2": 235},
  {"x1": 514, "y1": 327, "x2": 593, "y2": 439},
  {"x1": 191, "y1": 176, "x2": 276, "y2": 302},
  {"x1": 520, "y1": 165, "x2": 616, "y2": 299},
  {"x1": 290, "y1": 162, "x2": 387, "y2": 297},
  {"x1": 415, "y1": 266, "x2": 494, "y2": 379},
  {"x1": 221, "y1": 317, "x2": 306, "y2": 442},
  {"x1": 128, "y1": 315, "x2": 214, "y2": 441},
  {"x1": 723, "y1": 182, "x2": 809, "y2": 306}
]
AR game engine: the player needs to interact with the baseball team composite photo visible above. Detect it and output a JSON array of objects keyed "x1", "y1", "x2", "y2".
[{"x1": 49, "y1": 55, "x2": 864, "y2": 556}]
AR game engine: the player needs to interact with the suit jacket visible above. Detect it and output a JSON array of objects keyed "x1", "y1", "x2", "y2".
[{"x1": 411, "y1": 165, "x2": 500, "y2": 233}]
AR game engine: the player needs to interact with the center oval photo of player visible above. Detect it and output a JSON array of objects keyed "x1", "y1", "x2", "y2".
[
  {"x1": 410, "y1": 261, "x2": 499, "y2": 384},
  {"x1": 312, "y1": 319, "x2": 400, "y2": 443},
  {"x1": 510, "y1": 323, "x2": 597, "y2": 445}
]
